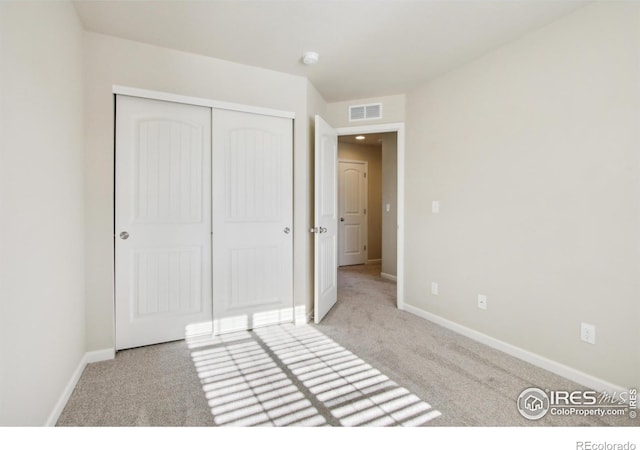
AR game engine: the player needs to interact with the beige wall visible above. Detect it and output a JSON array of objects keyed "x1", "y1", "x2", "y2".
[
  {"x1": 338, "y1": 142, "x2": 383, "y2": 261},
  {"x1": 405, "y1": 2, "x2": 640, "y2": 388},
  {"x1": 381, "y1": 133, "x2": 398, "y2": 277},
  {"x1": 326, "y1": 94, "x2": 406, "y2": 129},
  {"x1": 0, "y1": 2, "x2": 86, "y2": 425},
  {"x1": 83, "y1": 32, "x2": 312, "y2": 350}
]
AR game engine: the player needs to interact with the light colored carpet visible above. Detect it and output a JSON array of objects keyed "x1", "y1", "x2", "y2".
[
  {"x1": 320, "y1": 263, "x2": 632, "y2": 426},
  {"x1": 56, "y1": 263, "x2": 631, "y2": 426}
]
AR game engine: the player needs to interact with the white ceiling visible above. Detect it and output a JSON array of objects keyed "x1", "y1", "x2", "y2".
[
  {"x1": 339, "y1": 132, "x2": 393, "y2": 146},
  {"x1": 73, "y1": 0, "x2": 588, "y2": 102}
]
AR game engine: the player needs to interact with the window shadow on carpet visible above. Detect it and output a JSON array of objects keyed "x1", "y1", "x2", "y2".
[{"x1": 186, "y1": 324, "x2": 441, "y2": 427}]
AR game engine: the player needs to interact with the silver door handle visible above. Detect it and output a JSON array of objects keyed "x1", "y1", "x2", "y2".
[
  {"x1": 284, "y1": 227, "x2": 291, "y2": 234},
  {"x1": 119, "y1": 231, "x2": 129, "y2": 240},
  {"x1": 320, "y1": 227, "x2": 327, "y2": 233}
]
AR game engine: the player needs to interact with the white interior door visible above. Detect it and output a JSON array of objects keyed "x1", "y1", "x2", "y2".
[
  {"x1": 314, "y1": 115, "x2": 338, "y2": 323},
  {"x1": 212, "y1": 109, "x2": 293, "y2": 334},
  {"x1": 338, "y1": 160, "x2": 367, "y2": 266},
  {"x1": 115, "y1": 96, "x2": 212, "y2": 350}
]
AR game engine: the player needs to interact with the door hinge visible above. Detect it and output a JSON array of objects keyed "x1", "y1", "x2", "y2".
[
  {"x1": 364, "y1": 208, "x2": 367, "y2": 214},
  {"x1": 364, "y1": 245, "x2": 367, "y2": 250},
  {"x1": 364, "y1": 172, "x2": 367, "y2": 178}
]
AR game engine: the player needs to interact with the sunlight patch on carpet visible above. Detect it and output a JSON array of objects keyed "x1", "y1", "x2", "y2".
[
  {"x1": 256, "y1": 324, "x2": 442, "y2": 426},
  {"x1": 188, "y1": 333, "x2": 326, "y2": 426},
  {"x1": 188, "y1": 324, "x2": 441, "y2": 427}
]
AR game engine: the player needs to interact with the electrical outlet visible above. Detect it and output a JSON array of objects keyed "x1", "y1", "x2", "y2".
[
  {"x1": 580, "y1": 322, "x2": 596, "y2": 344},
  {"x1": 431, "y1": 282, "x2": 438, "y2": 295},
  {"x1": 478, "y1": 294, "x2": 487, "y2": 310},
  {"x1": 432, "y1": 200, "x2": 440, "y2": 214}
]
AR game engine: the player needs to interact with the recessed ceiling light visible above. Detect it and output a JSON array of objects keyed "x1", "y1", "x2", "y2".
[
  {"x1": 355, "y1": 136, "x2": 365, "y2": 140},
  {"x1": 302, "y1": 51, "x2": 319, "y2": 65}
]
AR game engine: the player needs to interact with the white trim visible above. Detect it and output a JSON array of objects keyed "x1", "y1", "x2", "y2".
[
  {"x1": 45, "y1": 354, "x2": 86, "y2": 426},
  {"x1": 86, "y1": 348, "x2": 116, "y2": 364},
  {"x1": 112, "y1": 85, "x2": 295, "y2": 120},
  {"x1": 294, "y1": 305, "x2": 313, "y2": 325},
  {"x1": 403, "y1": 303, "x2": 628, "y2": 395},
  {"x1": 380, "y1": 272, "x2": 397, "y2": 282},
  {"x1": 294, "y1": 303, "x2": 313, "y2": 325},
  {"x1": 336, "y1": 123, "x2": 405, "y2": 311},
  {"x1": 45, "y1": 348, "x2": 115, "y2": 426},
  {"x1": 367, "y1": 259, "x2": 382, "y2": 264}
]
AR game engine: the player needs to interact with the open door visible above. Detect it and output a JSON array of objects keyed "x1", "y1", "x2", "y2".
[{"x1": 313, "y1": 115, "x2": 338, "y2": 323}]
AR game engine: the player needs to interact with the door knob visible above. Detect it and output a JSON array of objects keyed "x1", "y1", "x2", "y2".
[
  {"x1": 119, "y1": 231, "x2": 129, "y2": 240},
  {"x1": 340, "y1": 218, "x2": 344, "y2": 222},
  {"x1": 284, "y1": 227, "x2": 291, "y2": 234}
]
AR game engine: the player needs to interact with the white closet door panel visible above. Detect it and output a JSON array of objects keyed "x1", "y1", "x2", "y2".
[
  {"x1": 115, "y1": 95, "x2": 212, "y2": 350},
  {"x1": 212, "y1": 109, "x2": 293, "y2": 334}
]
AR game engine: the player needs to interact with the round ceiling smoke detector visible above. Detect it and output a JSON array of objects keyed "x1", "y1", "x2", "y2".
[{"x1": 302, "y1": 51, "x2": 319, "y2": 65}]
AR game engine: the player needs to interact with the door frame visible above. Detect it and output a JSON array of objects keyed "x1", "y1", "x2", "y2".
[
  {"x1": 111, "y1": 85, "x2": 296, "y2": 347},
  {"x1": 337, "y1": 159, "x2": 368, "y2": 266},
  {"x1": 335, "y1": 123, "x2": 405, "y2": 311},
  {"x1": 113, "y1": 85, "x2": 295, "y2": 120}
]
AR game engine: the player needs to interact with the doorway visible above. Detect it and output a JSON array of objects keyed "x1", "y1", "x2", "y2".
[
  {"x1": 313, "y1": 116, "x2": 404, "y2": 323},
  {"x1": 337, "y1": 133, "x2": 397, "y2": 277},
  {"x1": 337, "y1": 132, "x2": 398, "y2": 288}
]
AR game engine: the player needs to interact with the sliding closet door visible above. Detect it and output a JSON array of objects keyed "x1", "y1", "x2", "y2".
[
  {"x1": 115, "y1": 96, "x2": 212, "y2": 350},
  {"x1": 211, "y1": 109, "x2": 293, "y2": 334}
]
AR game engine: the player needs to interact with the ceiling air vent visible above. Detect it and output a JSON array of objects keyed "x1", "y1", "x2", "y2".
[{"x1": 349, "y1": 103, "x2": 382, "y2": 121}]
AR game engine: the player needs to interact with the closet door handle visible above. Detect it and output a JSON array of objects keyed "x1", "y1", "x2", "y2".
[{"x1": 119, "y1": 231, "x2": 129, "y2": 240}]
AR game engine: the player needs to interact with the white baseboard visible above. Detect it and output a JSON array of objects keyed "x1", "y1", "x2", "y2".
[
  {"x1": 86, "y1": 348, "x2": 115, "y2": 363},
  {"x1": 295, "y1": 310, "x2": 313, "y2": 325},
  {"x1": 380, "y1": 272, "x2": 397, "y2": 282},
  {"x1": 367, "y1": 259, "x2": 382, "y2": 264},
  {"x1": 294, "y1": 305, "x2": 313, "y2": 325},
  {"x1": 45, "y1": 348, "x2": 115, "y2": 426},
  {"x1": 402, "y1": 303, "x2": 628, "y2": 395}
]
